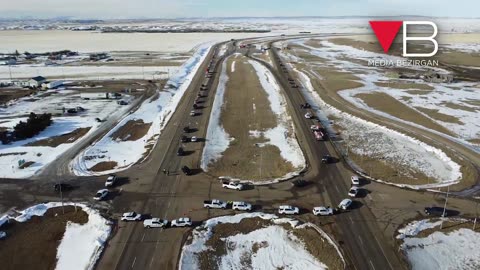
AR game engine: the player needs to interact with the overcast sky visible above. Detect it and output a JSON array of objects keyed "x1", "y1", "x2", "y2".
[{"x1": 1, "y1": 0, "x2": 478, "y2": 19}]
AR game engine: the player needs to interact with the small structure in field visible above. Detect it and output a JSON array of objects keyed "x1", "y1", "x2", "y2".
[{"x1": 29, "y1": 76, "x2": 47, "y2": 88}]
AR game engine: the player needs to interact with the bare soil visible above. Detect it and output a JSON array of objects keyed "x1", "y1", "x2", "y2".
[
  {"x1": 0, "y1": 206, "x2": 88, "y2": 270},
  {"x1": 111, "y1": 119, "x2": 151, "y2": 141},
  {"x1": 90, "y1": 161, "x2": 118, "y2": 172},
  {"x1": 26, "y1": 127, "x2": 91, "y2": 147},
  {"x1": 0, "y1": 88, "x2": 36, "y2": 105},
  {"x1": 206, "y1": 56, "x2": 296, "y2": 180}
]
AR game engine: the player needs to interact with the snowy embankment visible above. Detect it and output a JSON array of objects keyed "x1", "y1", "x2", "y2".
[
  {"x1": 397, "y1": 218, "x2": 480, "y2": 270},
  {"x1": 179, "y1": 213, "x2": 343, "y2": 270},
  {"x1": 294, "y1": 68, "x2": 462, "y2": 189},
  {"x1": 0, "y1": 202, "x2": 111, "y2": 270},
  {"x1": 71, "y1": 43, "x2": 212, "y2": 176}
]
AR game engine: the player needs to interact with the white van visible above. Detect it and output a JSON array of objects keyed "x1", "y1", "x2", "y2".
[{"x1": 338, "y1": 199, "x2": 353, "y2": 210}]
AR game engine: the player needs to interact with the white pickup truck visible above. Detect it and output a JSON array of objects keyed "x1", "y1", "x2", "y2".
[
  {"x1": 204, "y1": 199, "x2": 227, "y2": 209},
  {"x1": 222, "y1": 181, "x2": 244, "y2": 190}
]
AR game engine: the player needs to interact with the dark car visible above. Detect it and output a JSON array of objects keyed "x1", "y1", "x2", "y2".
[
  {"x1": 183, "y1": 126, "x2": 190, "y2": 133},
  {"x1": 181, "y1": 136, "x2": 189, "y2": 143},
  {"x1": 177, "y1": 147, "x2": 185, "y2": 156},
  {"x1": 321, "y1": 155, "x2": 334, "y2": 164},
  {"x1": 424, "y1": 206, "x2": 455, "y2": 217},
  {"x1": 291, "y1": 179, "x2": 311, "y2": 188},
  {"x1": 181, "y1": 166, "x2": 191, "y2": 175},
  {"x1": 54, "y1": 183, "x2": 74, "y2": 192}
]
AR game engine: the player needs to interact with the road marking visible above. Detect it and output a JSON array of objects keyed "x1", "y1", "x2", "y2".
[
  {"x1": 131, "y1": 257, "x2": 137, "y2": 269},
  {"x1": 357, "y1": 235, "x2": 364, "y2": 245},
  {"x1": 141, "y1": 233, "x2": 146, "y2": 242},
  {"x1": 334, "y1": 185, "x2": 341, "y2": 193},
  {"x1": 373, "y1": 234, "x2": 394, "y2": 270},
  {"x1": 348, "y1": 216, "x2": 354, "y2": 224},
  {"x1": 369, "y1": 260, "x2": 376, "y2": 270}
]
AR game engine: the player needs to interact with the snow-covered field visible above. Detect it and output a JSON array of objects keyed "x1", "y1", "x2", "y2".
[
  {"x1": 71, "y1": 43, "x2": 212, "y2": 175},
  {"x1": 397, "y1": 218, "x2": 480, "y2": 270},
  {"x1": 0, "y1": 91, "x2": 131, "y2": 178},
  {"x1": 0, "y1": 202, "x2": 111, "y2": 270},
  {"x1": 297, "y1": 39, "x2": 480, "y2": 152},
  {"x1": 293, "y1": 68, "x2": 462, "y2": 188},
  {"x1": 201, "y1": 57, "x2": 306, "y2": 183},
  {"x1": 179, "y1": 212, "x2": 343, "y2": 270}
]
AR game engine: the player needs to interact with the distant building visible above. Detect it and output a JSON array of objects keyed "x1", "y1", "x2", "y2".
[{"x1": 28, "y1": 76, "x2": 47, "y2": 88}]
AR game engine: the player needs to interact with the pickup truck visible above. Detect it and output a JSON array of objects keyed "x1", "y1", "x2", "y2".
[
  {"x1": 204, "y1": 199, "x2": 227, "y2": 209},
  {"x1": 222, "y1": 181, "x2": 244, "y2": 190}
]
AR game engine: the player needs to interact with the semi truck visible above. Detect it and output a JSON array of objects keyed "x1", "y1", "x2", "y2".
[{"x1": 80, "y1": 92, "x2": 109, "y2": 100}]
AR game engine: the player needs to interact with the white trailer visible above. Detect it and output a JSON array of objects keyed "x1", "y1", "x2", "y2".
[
  {"x1": 43, "y1": 80, "x2": 64, "y2": 89},
  {"x1": 80, "y1": 92, "x2": 109, "y2": 100}
]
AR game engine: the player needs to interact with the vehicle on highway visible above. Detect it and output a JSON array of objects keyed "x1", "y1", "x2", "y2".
[
  {"x1": 300, "y1": 103, "x2": 311, "y2": 109},
  {"x1": 177, "y1": 147, "x2": 185, "y2": 156},
  {"x1": 348, "y1": 187, "x2": 359, "y2": 197},
  {"x1": 171, "y1": 217, "x2": 192, "y2": 227},
  {"x1": 54, "y1": 183, "x2": 73, "y2": 192},
  {"x1": 93, "y1": 189, "x2": 109, "y2": 201},
  {"x1": 313, "y1": 206, "x2": 334, "y2": 216},
  {"x1": 351, "y1": 175, "x2": 360, "y2": 186},
  {"x1": 291, "y1": 179, "x2": 310, "y2": 188},
  {"x1": 338, "y1": 199, "x2": 353, "y2": 210},
  {"x1": 232, "y1": 201, "x2": 252, "y2": 211},
  {"x1": 204, "y1": 199, "x2": 227, "y2": 209},
  {"x1": 181, "y1": 165, "x2": 191, "y2": 175},
  {"x1": 190, "y1": 110, "x2": 196, "y2": 116},
  {"x1": 321, "y1": 155, "x2": 334, "y2": 164},
  {"x1": 121, "y1": 212, "x2": 142, "y2": 221},
  {"x1": 143, "y1": 218, "x2": 168, "y2": 228},
  {"x1": 191, "y1": 136, "x2": 198, "y2": 142},
  {"x1": 304, "y1": 112, "x2": 313, "y2": 119},
  {"x1": 424, "y1": 206, "x2": 447, "y2": 217},
  {"x1": 222, "y1": 181, "x2": 244, "y2": 190},
  {"x1": 181, "y1": 135, "x2": 189, "y2": 143},
  {"x1": 310, "y1": 124, "x2": 322, "y2": 131},
  {"x1": 105, "y1": 174, "x2": 117, "y2": 187},
  {"x1": 278, "y1": 205, "x2": 300, "y2": 215},
  {"x1": 183, "y1": 126, "x2": 191, "y2": 133}
]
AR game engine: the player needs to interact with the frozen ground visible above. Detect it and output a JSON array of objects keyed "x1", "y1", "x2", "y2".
[
  {"x1": 71, "y1": 43, "x2": 212, "y2": 175},
  {"x1": 0, "y1": 202, "x2": 111, "y2": 270},
  {"x1": 296, "y1": 39, "x2": 480, "y2": 152},
  {"x1": 397, "y1": 218, "x2": 480, "y2": 270},
  {"x1": 293, "y1": 68, "x2": 462, "y2": 188},
  {"x1": 180, "y1": 212, "x2": 342, "y2": 270}
]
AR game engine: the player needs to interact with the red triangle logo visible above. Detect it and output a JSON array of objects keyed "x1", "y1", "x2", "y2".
[{"x1": 369, "y1": 21, "x2": 403, "y2": 53}]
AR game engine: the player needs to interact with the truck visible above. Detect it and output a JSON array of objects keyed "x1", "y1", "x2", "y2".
[
  {"x1": 43, "y1": 80, "x2": 63, "y2": 89},
  {"x1": 203, "y1": 199, "x2": 227, "y2": 209},
  {"x1": 80, "y1": 92, "x2": 109, "y2": 100}
]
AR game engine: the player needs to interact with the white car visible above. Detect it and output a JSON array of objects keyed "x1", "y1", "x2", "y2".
[
  {"x1": 304, "y1": 112, "x2": 313, "y2": 119},
  {"x1": 105, "y1": 174, "x2": 117, "y2": 187},
  {"x1": 351, "y1": 176, "x2": 360, "y2": 186},
  {"x1": 121, "y1": 212, "x2": 142, "y2": 221},
  {"x1": 222, "y1": 181, "x2": 244, "y2": 190},
  {"x1": 191, "y1": 136, "x2": 198, "y2": 142},
  {"x1": 313, "y1": 206, "x2": 334, "y2": 216},
  {"x1": 278, "y1": 205, "x2": 300, "y2": 215},
  {"x1": 143, "y1": 218, "x2": 168, "y2": 228},
  {"x1": 171, "y1": 217, "x2": 192, "y2": 227},
  {"x1": 190, "y1": 110, "x2": 196, "y2": 116},
  {"x1": 348, "y1": 187, "x2": 359, "y2": 197},
  {"x1": 338, "y1": 199, "x2": 353, "y2": 210},
  {"x1": 232, "y1": 201, "x2": 252, "y2": 211},
  {"x1": 93, "y1": 189, "x2": 109, "y2": 201}
]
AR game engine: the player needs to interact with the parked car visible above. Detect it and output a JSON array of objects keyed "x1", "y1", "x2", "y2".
[
  {"x1": 313, "y1": 206, "x2": 334, "y2": 216},
  {"x1": 171, "y1": 217, "x2": 192, "y2": 227},
  {"x1": 181, "y1": 135, "x2": 189, "y2": 143},
  {"x1": 93, "y1": 189, "x2": 109, "y2": 201},
  {"x1": 232, "y1": 201, "x2": 252, "y2": 211},
  {"x1": 105, "y1": 174, "x2": 117, "y2": 187},
  {"x1": 222, "y1": 181, "x2": 244, "y2": 190},
  {"x1": 204, "y1": 199, "x2": 227, "y2": 209},
  {"x1": 321, "y1": 155, "x2": 334, "y2": 164},
  {"x1": 143, "y1": 218, "x2": 168, "y2": 228},
  {"x1": 300, "y1": 103, "x2": 311, "y2": 109},
  {"x1": 54, "y1": 183, "x2": 73, "y2": 192},
  {"x1": 304, "y1": 112, "x2": 313, "y2": 119},
  {"x1": 338, "y1": 199, "x2": 353, "y2": 210},
  {"x1": 291, "y1": 179, "x2": 310, "y2": 188},
  {"x1": 181, "y1": 166, "x2": 191, "y2": 175},
  {"x1": 121, "y1": 212, "x2": 142, "y2": 221},
  {"x1": 424, "y1": 207, "x2": 447, "y2": 217},
  {"x1": 191, "y1": 136, "x2": 198, "y2": 142},
  {"x1": 278, "y1": 205, "x2": 300, "y2": 215},
  {"x1": 183, "y1": 126, "x2": 191, "y2": 133},
  {"x1": 177, "y1": 147, "x2": 185, "y2": 156},
  {"x1": 190, "y1": 110, "x2": 196, "y2": 116},
  {"x1": 351, "y1": 176, "x2": 360, "y2": 186},
  {"x1": 348, "y1": 187, "x2": 359, "y2": 197}
]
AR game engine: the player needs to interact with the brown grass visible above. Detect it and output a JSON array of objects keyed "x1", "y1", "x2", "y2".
[
  {"x1": 354, "y1": 92, "x2": 456, "y2": 136},
  {"x1": 19, "y1": 161, "x2": 35, "y2": 169},
  {"x1": 414, "y1": 107, "x2": 463, "y2": 124},
  {"x1": 441, "y1": 101, "x2": 477, "y2": 112},
  {"x1": 90, "y1": 161, "x2": 118, "y2": 172},
  {"x1": 0, "y1": 206, "x2": 88, "y2": 270},
  {"x1": 0, "y1": 152, "x2": 27, "y2": 157},
  {"x1": 26, "y1": 127, "x2": 91, "y2": 147},
  {"x1": 375, "y1": 81, "x2": 434, "y2": 91},
  {"x1": 111, "y1": 119, "x2": 151, "y2": 141},
  {"x1": 313, "y1": 67, "x2": 363, "y2": 92},
  {"x1": 206, "y1": 56, "x2": 296, "y2": 180}
]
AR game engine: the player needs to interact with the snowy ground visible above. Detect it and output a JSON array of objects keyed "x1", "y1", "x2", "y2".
[
  {"x1": 296, "y1": 39, "x2": 480, "y2": 152},
  {"x1": 0, "y1": 91, "x2": 132, "y2": 178},
  {"x1": 201, "y1": 57, "x2": 306, "y2": 183},
  {"x1": 293, "y1": 68, "x2": 462, "y2": 188},
  {"x1": 179, "y1": 212, "x2": 343, "y2": 270},
  {"x1": 0, "y1": 202, "x2": 111, "y2": 270},
  {"x1": 397, "y1": 218, "x2": 480, "y2": 270},
  {"x1": 71, "y1": 43, "x2": 212, "y2": 175}
]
